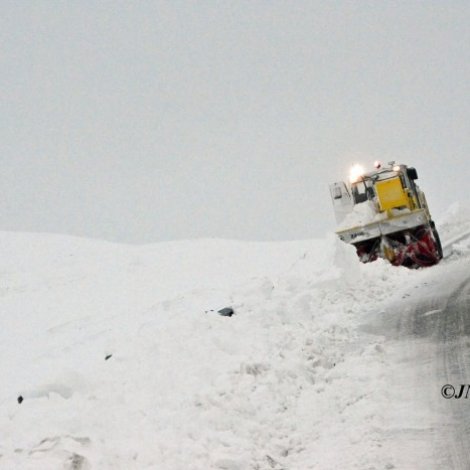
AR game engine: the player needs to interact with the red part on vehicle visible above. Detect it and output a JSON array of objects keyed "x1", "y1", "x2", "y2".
[
  {"x1": 408, "y1": 226, "x2": 441, "y2": 268},
  {"x1": 354, "y1": 237, "x2": 380, "y2": 263},
  {"x1": 386, "y1": 225, "x2": 441, "y2": 269},
  {"x1": 353, "y1": 225, "x2": 441, "y2": 269}
]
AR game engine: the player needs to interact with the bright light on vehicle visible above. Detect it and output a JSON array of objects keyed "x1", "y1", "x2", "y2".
[
  {"x1": 393, "y1": 165, "x2": 401, "y2": 172},
  {"x1": 374, "y1": 160, "x2": 382, "y2": 169},
  {"x1": 349, "y1": 164, "x2": 365, "y2": 183}
]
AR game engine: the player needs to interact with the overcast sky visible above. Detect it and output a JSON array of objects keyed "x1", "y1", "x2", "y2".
[{"x1": 1, "y1": 1, "x2": 469, "y2": 243}]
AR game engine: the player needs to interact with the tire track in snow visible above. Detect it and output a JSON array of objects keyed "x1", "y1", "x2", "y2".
[
  {"x1": 380, "y1": 262, "x2": 470, "y2": 469},
  {"x1": 437, "y1": 276, "x2": 470, "y2": 469}
]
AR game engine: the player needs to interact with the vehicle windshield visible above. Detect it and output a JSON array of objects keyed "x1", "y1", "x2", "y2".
[{"x1": 351, "y1": 179, "x2": 374, "y2": 204}]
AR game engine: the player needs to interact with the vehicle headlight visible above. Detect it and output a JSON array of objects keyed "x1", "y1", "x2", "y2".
[{"x1": 349, "y1": 164, "x2": 365, "y2": 183}]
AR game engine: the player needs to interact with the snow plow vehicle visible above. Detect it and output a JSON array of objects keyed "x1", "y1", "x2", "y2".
[{"x1": 330, "y1": 161, "x2": 443, "y2": 268}]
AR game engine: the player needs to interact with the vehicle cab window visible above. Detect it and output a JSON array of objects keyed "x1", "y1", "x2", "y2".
[{"x1": 351, "y1": 179, "x2": 374, "y2": 204}]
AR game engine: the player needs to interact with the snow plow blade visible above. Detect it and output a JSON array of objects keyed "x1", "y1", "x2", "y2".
[{"x1": 349, "y1": 223, "x2": 442, "y2": 268}]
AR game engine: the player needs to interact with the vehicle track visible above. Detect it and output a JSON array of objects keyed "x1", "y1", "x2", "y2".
[
  {"x1": 436, "y1": 276, "x2": 470, "y2": 469},
  {"x1": 359, "y1": 247, "x2": 470, "y2": 469},
  {"x1": 391, "y1": 268, "x2": 470, "y2": 469}
]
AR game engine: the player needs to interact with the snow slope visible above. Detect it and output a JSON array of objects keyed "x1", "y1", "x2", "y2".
[{"x1": 1, "y1": 206, "x2": 470, "y2": 469}]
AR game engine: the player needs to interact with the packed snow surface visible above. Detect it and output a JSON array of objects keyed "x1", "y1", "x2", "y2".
[
  {"x1": 337, "y1": 200, "x2": 388, "y2": 230},
  {"x1": 1, "y1": 204, "x2": 470, "y2": 469}
]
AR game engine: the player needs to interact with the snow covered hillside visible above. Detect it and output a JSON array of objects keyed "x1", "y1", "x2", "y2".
[{"x1": 1, "y1": 205, "x2": 470, "y2": 469}]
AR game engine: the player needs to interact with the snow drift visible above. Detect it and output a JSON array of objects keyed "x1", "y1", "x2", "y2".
[{"x1": 1, "y1": 205, "x2": 470, "y2": 469}]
